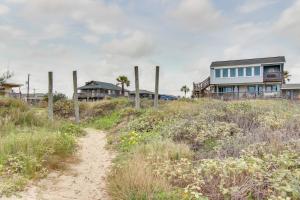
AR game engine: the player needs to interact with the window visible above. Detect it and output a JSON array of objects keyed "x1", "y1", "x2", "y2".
[
  {"x1": 215, "y1": 69, "x2": 221, "y2": 78},
  {"x1": 223, "y1": 68, "x2": 229, "y2": 77},
  {"x1": 219, "y1": 86, "x2": 234, "y2": 93},
  {"x1": 266, "y1": 85, "x2": 278, "y2": 92},
  {"x1": 230, "y1": 68, "x2": 236, "y2": 77},
  {"x1": 246, "y1": 67, "x2": 252, "y2": 76},
  {"x1": 224, "y1": 87, "x2": 234, "y2": 93},
  {"x1": 248, "y1": 86, "x2": 256, "y2": 94},
  {"x1": 238, "y1": 68, "x2": 244, "y2": 77},
  {"x1": 254, "y1": 66, "x2": 260, "y2": 76}
]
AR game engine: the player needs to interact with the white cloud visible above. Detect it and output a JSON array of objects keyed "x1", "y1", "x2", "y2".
[
  {"x1": 103, "y1": 31, "x2": 155, "y2": 58},
  {"x1": 238, "y1": 0, "x2": 277, "y2": 13},
  {"x1": 82, "y1": 34, "x2": 100, "y2": 44},
  {"x1": 14, "y1": 0, "x2": 126, "y2": 35},
  {"x1": 168, "y1": 0, "x2": 223, "y2": 31},
  {"x1": 0, "y1": 4, "x2": 10, "y2": 15},
  {"x1": 274, "y1": 0, "x2": 300, "y2": 45}
]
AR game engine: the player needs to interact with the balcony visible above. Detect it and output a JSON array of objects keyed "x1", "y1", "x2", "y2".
[
  {"x1": 263, "y1": 72, "x2": 282, "y2": 82},
  {"x1": 78, "y1": 92, "x2": 106, "y2": 99}
]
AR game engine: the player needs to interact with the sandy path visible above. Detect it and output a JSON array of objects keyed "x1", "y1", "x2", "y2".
[{"x1": 4, "y1": 128, "x2": 114, "y2": 200}]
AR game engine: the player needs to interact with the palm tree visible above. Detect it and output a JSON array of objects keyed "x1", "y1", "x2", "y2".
[
  {"x1": 283, "y1": 70, "x2": 291, "y2": 83},
  {"x1": 181, "y1": 85, "x2": 190, "y2": 98},
  {"x1": 116, "y1": 75, "x2": 130, "y2": 96},
  {"x1": 0, "y1": 71, "x2": 13, "y2": 84}
]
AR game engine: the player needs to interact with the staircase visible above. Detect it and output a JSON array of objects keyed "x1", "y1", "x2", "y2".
[{"x1": 193, "y1": 77, "x2": 210, "y2": 98}]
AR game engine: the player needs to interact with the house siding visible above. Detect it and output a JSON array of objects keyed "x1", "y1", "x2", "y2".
[{"x1": 210, "y1": 65, "x2": 263, "y2": 85}]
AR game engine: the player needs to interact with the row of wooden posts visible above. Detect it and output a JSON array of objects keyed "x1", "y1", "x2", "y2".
[{"x1": 47, "y1": 66, "x2": 160, "y2": 123}]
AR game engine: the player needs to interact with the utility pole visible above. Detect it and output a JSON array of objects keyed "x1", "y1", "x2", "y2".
[
  {"x1": 48, "y1": 72, "x2": 53, "y2": 121},
  {"x1": 154, "y1": 66, "x2": 160, "y2": 109},
  {"x1": 26, "y1": 74, "x2": 30, "y2": 102},
  {"x1": 134, "y1": 66, "x2": 140, "y2": 110},
  {"x1": 73, "y1": 71, "x2": 80, "y2": 123}
]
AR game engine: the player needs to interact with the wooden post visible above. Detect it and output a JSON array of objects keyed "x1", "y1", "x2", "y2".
[
  {"x1": 48, "y1": 71, "x2": 53, "y2": 121},
  {"x1": 134, "y1": 66, "x2": 140, "y2": 110},
  {"x1": 154, "y1": 66, "x2": 159, "y2": 109},
  {"x1": 73, "y1": 71, "x2": 80, "y2": 123}
]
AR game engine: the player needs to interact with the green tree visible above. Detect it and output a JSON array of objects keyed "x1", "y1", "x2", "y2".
[
  {"x1": 116, "y1": 75, "x2": 130, "y2": 96},
  {"x1": 0, "y1": 71, "x2": 13, "y2": 84},
  {"x1": 284, "y1": 70, "x2": 291, "y2": 83},
  {"x1": 181, "y1": 85, "x2": 190, "y2": 98},
  {"x1": 44, "y1": 92, "x2": 67, "y2": 103}
]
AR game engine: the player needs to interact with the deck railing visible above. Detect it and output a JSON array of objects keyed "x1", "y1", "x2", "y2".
[
  {"x1": 194, "y1": 77, "x2": 210, "y2": 91},
  {"x1": 208, "y1": 91, "x2": 282, "y2": 100},
  {"x1": 263, "y1": 72, "x2": 282, "y2": 82}
]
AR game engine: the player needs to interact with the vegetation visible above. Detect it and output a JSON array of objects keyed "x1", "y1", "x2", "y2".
[
  {"x1": 0, "y1": 70, "x2": 13, "y2": 84},
  {"x1": 44, "y1": 92, "x2": 67, "y2": 103},
  {"x1": 284, "y1": 70, "x2": 291, "y2": 83},
  {"x1": 101, "y1": 99, "x2": 300, "y2": 200},
  {"x1": 180, "y1": 85, "x2": 190, "y2": 98},
  {"x1": 0, "y1": 97, "x2": 84, "y2": 196},
  {"x1": 117, "y1": 75, "x2": 130, "y2": 96}
]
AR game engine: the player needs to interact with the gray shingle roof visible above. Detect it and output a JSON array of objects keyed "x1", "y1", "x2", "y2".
[
  {"x1": 78, "y1": 81, "x2": 127, "y2": 91},
  {"x1": 211, "y1": 56, "x2": 286, "y2": 68},
  {"x1": 281, "y1": 84, "x2": 300, "y2": 90}
]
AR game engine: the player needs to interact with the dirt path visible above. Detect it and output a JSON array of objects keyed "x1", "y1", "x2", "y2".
[{"x1": 4, "y1": 128, "x2": 114, "y2": 200}]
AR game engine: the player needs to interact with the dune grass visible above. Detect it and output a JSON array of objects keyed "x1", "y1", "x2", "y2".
[
  {"x1": 104, "y1": 99, "x2": 300, "y2": 200},
  {"x1": 0, "y1": 97, "x2": 84, "y2": 196}
]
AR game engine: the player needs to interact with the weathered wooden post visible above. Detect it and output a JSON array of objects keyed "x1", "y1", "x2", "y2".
[
  {"x1": 154, "y1": 66, "x2": 159, "y2": 109},
  {"x1": 134, "y1": 66, "x2": 140, "y2": 110},
  {"x1": 48, "y1": 71, "x2": 53, "y2": 121},
  {"x1": 73, "y1": 70, "x2": 80, "y2": 123}
]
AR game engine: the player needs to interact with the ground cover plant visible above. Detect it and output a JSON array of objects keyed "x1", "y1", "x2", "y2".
[
  {"x1": 105, "y1": 99, "x2": 300, "y2": 200},
  {"x1": 0, "y1": 97, "x2": 84, "y2": 196}
]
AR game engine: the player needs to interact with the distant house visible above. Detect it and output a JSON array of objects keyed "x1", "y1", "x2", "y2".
[
  {"x1": 281, "y1": 84, "x2": 300, "y2": 100},
  {"x1": 193, "y1": 56, "x2": 300, "y2": 100},
  {"x1": 129, "y1": 90, "x2": 155, "y2": 99},
  {"x1": 22, "y1": 93, "x2": 46, "y2": 104},
  {"x1": 0, "y1": 83, "x2": 22, "y2": 98},
  {"x1": 78, "y1": 81, "x2": 129, "y2": 101}
]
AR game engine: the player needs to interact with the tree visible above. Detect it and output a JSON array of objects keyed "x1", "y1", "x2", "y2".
[
  {"x1": 283, "y1": 70, "x2": 291, "y2": 83},
  {"x1": 116, "y1": 75, "x2": 130, "y2": 96},
  {"x1": 44, "y1": 92, "x2": 67, "y2": 103},
  {"x1": 181, "y1": 85, "x2": 190, "y2": 98},
  {"x1": 0, "y1": 71, "x2": 13, "y2": 84}
]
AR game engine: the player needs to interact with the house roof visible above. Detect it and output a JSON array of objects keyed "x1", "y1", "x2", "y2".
[
  {"x1": 0, "y1": 83, "x2": 22, "y2": 88},
  {"x1": 281, "y1": 84, "x2": 300, "y2": 90},
  {"x1": 210, "y1": 56, "x2": 286, "y2": 68},
  {"x1": 129, "y1": 90, "x2": 154, "y2": 94},
  {"x1": 78, "y1": 81, "x2": 128, "y2": 91}
]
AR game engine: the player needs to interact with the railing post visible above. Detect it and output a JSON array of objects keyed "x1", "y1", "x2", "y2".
[
  {"x1": 48, "y1": 71, "x2": 53, "y2": 121},
  {"x1": 73, "y1": 70, "x2": 80, "y2": 123},
  {"x1": 154, "y1": 66, "x2": 159, "y2": 109},
  {"x1": 134, "y1": 66, "x2": 140, "y2": 110}
]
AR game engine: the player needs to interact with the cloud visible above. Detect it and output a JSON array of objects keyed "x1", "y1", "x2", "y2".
[
  {"x1": 14, "y1": 0, "x2": 126, "y2": 35},
  {"x1": 0, "y1": 4, "x2": 10, "y2": 15},
  {"x1": 274, "y1": 0, "x2": 300, "y2": 45},
  {"x1": 168, "y1": 0, "x2": 224, "y2": 31},
  {"x1": 103, "y1": 31, "x2": 155, "y2": 58},
  {"x1": 82, "y1": 34, "x2": 100, "y2": 44},
  {"x1": 238, "y1": 0, "x2": 277, "y2": 13}
]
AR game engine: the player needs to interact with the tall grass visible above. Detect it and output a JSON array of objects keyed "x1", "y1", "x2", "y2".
[
  {"x1": 0, "y1": 98, "x2": 84, "y2": 196},
  {"x1": 106, "y1": 99, "x2": 300, "y2": 200}
]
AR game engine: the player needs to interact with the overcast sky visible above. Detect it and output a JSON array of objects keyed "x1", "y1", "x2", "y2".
[{"x1": 1, "y1": 0, "x2": 300, "y2": 96}]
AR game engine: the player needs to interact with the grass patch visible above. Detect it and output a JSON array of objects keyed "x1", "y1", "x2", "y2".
[
  {"x1": 92, "y1": 111, "x2": 121, "y2": 130},
  {"x1": 0, "y1": 97, "x2": 85, "y2": 196}
]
